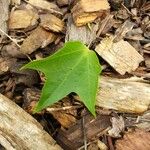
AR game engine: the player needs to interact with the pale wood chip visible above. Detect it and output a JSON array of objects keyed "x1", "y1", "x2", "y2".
[
  {"x1": 9, "y1": 9, "x2": 39, "y2": 29},
  {"x1": 95, "y1": 36, "x2": 144, "y2": 75},
  {"x1": 96, "y1": 76, "x2": 150, "y2": 113},
  {"x1": 0, "y1": 94, "x2": 62, "y2": 150}
]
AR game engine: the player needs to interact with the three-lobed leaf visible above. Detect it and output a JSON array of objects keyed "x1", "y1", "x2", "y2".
[{"x1": 22, "y1": 41, "x2": 101, "y2": 116}]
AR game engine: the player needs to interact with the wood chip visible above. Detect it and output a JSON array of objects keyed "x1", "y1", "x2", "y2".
[
  {"x1": 95, "y1": 36, "x2": 144, "y2": 75},
  {"x1": 65, "y1": 15, "x2": 98, "y2": 44},
  {"x1": 40, "y1": 14, "x2": 65, "y2": 33},
  {"x1": 27, "y1": 0, "x2": 61, "y2": 14},
  {"x1": 0, "y1": 94, "x2": 62, "y2": 150},
  {"x1": 0, "y1": 57, "x2": 16, "y2": 75},
  {"x1": 9, "y1": 9, "x2": 39, "y2": 30},
  {"x1": 96, "y1": 76, "x2": 150, "y2": 113},
  {"x1": 56, "y1": 0, "x2": 68, "y2": 7},
  {"x1": 47, "y1": 98, "x2": 77, "y2": 128},
  {"x1": 115, "y1": 129, "x2": 150, "y2": 150},
  {"x1": 72, "y1": 0, "x2": 110, "y2": 26},
  {"x1": 49, "y1": 110, "x2": 77, "y2": 128},
  {"x1": 20, "y1": 27, "x2": 56, "y2": 54},
  {"x1": 114, "y1": 20, "x2": 135, "y2": 42}
]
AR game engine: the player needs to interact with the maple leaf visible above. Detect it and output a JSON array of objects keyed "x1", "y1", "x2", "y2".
[{"x1": 22, "y1": 41, "x2": 101, "y2": 116}]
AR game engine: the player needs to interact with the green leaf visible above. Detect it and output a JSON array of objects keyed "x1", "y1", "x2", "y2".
[{"x1": 22, "y1": 41, "x2": 101, "y2": 116}]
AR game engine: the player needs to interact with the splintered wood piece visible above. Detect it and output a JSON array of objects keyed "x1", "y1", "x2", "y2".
[
  {"x1": 9, "y1": 9, "x2": 39, "y2": 29},
  {"x1": 95, "y1": 36, "x2": 144, "y2": 75},
  {"x1": 0, "y1": 0, "x2": 9, "y2": 40},
  {"x1": 56, "y1": 114, "x2": 111, "y2": 149},
  {"x1": 65, "y1": 15, "x2": 98, "y2": 44},
  {"x1": 27, "y1": 0, "x2": 61, "y2": 14},
  {"x1": 114, "y1": 20, "x2": 135, "y2": 42},
  {"x1": 96, "y1": 76, "x2": 150, "y2": 113},
  {"x1": 97, "y1": 14, "x2": 114, "y2": 36},
  {"x1": 115, "y1": 129, "x2": 150, "y2": 150},
  {"x1": 20, "y1": 27, "x2": 56, "y2": 54},
  {"x1": 40, "y1": 14, "x2": 65, "y2": 33},
  {"x1": 72, "y1": 0, "x2": 110, "y2": 26},
  {"x1": 0, "y1": 94, "x2": 62, "y2": 150}
]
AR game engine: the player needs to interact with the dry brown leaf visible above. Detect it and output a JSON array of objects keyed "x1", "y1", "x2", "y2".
[
  {"x1": 95, "y1": 36, "x2": 144, "y2": 75},
  {"x1": 9, "y1": 9, "x2": 39, "y2": 29},
  {"x1": 115, "y1": 129, "x2": 150, "y2": 150},
  {"x1": 40, "y1": 14, "x2": 65, "y2": 33},
  {"x1": 20, "y1": 27, "x2": 56, "y2": 54}
]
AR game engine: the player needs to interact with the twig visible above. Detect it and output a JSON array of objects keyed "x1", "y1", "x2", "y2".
[
  {"x1": 46, "y1": 105, "x2": 82, "y2": 112},
  {"x1": 0, "y1": 28, "x2": 32, "y2": 61},
  {"x1": 0, "y1": 28, "x2": 20, "y2": 48},
  {"x1": 82, "y1": 116, "x2": 87, "y2": 150}
]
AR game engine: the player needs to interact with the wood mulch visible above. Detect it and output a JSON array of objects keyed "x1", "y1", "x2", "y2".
[{"x1": 0, "y1": 0, "x2": 150, "y2": 149}]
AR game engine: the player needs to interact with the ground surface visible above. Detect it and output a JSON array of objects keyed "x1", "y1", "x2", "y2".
[{"x1": 0, "y1": 0, "x2": 150, "y2": 150}]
